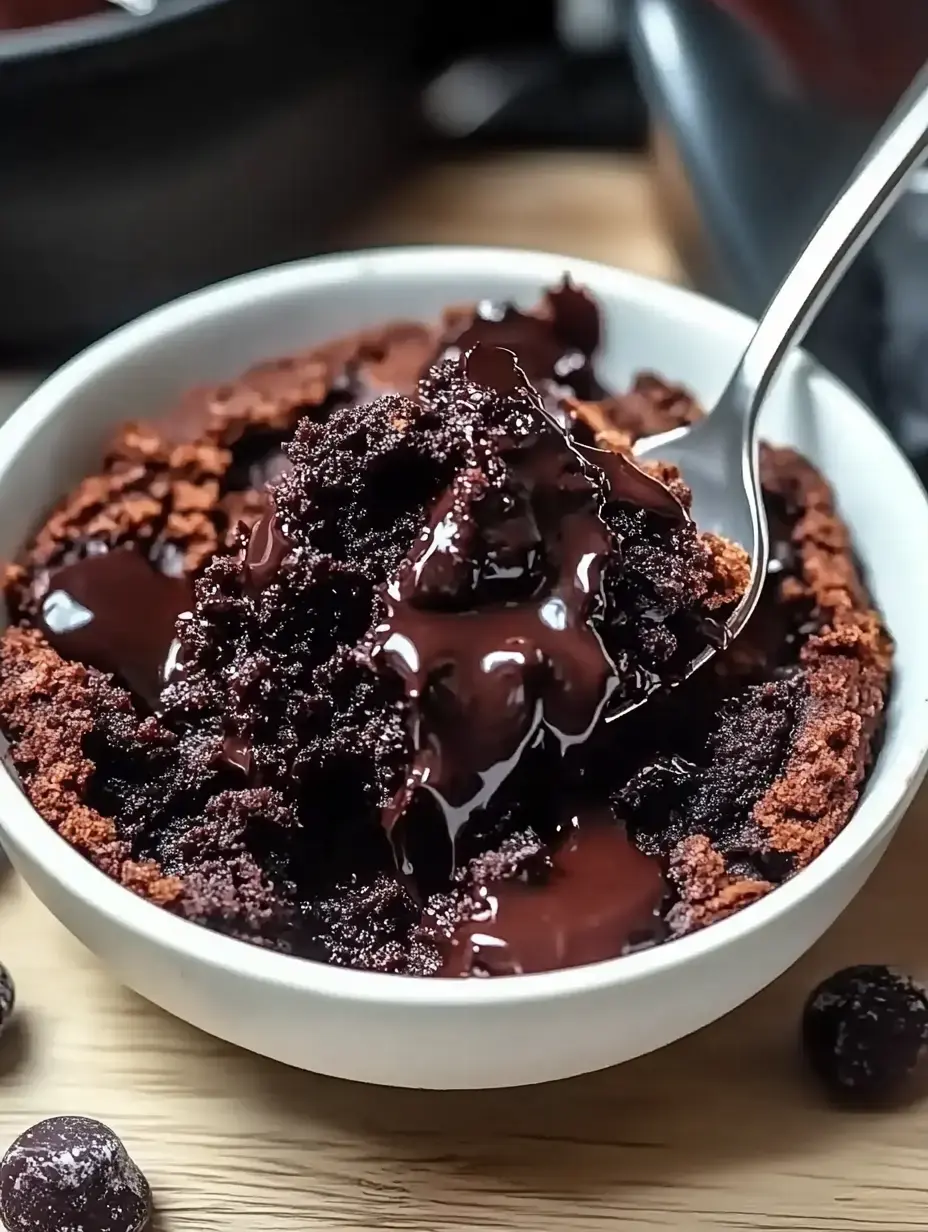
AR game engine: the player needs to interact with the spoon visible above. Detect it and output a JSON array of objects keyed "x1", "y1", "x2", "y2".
[
  {"x1": 633, "y1": 62, "x2": 928, "y2": 680},
  {"x1": 105, "y1": 0, "x2": 155, "y2": 12}
]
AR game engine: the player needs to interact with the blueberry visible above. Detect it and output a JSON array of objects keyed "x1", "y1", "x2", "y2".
[{"x1": 802, "y1": 964, "x2": 928, "y2": 1102}]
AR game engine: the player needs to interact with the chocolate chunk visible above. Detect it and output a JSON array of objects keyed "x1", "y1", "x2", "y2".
[
  {"x1": 0, "y1": 1117, "x2": 151, "y2": 1232},
  {"x1": 802, "y1": 965, "x2": 928, "y2": 1102}
]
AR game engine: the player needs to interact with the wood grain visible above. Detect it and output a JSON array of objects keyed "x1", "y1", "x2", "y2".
[
  {"x1": 346, "y1": 151, "x2": 685, "y2": 284},
  {"x1": 2, "y1": 151, "x2": 925, "y2": 1231}
]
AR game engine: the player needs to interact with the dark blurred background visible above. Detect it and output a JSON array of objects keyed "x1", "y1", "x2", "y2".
[{"x1": 3, "y1": 0, "x2": 928, "y2": 473}]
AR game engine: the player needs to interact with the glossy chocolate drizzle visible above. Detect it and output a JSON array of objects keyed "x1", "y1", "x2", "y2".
[
  {"x1": 241, "y1": 510, "x2": 291, "y2": 598},
  {"x1": 39, "y1": 548, "x2": 192, "y2": 711},
  {"x1": 372, "y1": 345, "x2": 688, "y2": 871},
  {"x1": 443, "y1": 278, "x2": 604, "y2": 401},
  {"x1": 434, "y1": 807, "x2": 665, "y2": 977}
]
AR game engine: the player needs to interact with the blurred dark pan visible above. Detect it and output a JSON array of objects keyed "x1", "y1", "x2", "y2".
[{"x1": 0, "y1": 0, "x2": 425, "y2": 359}]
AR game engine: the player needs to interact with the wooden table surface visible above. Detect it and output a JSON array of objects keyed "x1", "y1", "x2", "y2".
[{"x1": 3, "y1": 152, "x2": 928, "y2": 1232}]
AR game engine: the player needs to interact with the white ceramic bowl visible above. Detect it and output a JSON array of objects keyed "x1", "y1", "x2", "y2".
[{"x1": 0, "y1": 248, "x2": 926, "y2": 1090}]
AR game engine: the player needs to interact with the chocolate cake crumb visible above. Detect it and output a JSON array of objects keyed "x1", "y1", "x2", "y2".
[
  {"x1": 304, "y1": 872, "x2": 436, "y2": 974},
  {"x1": 666, "y1": 835, "x2": 771, "y2": 934},
  {"x1": 5, "y1": 426, "x2": 230, "y2": 620},
  {"x1": 0, "y1": 628, "x2": 181, "y2": 902},
  {"x1": 700, "y1": 531, "x2": 752, "y2": 608},
  {"x1": 750, "y1": 449, "x2": 892, "y2": 867},
  {"x1": 0, "y1": 281, "x2": 893, "y2": 977},
  {"x1": 583, "y1": 372, "x2": 702, "y2": 444}
]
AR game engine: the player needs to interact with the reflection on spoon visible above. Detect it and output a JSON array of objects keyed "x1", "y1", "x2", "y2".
[{"x1": 105, "y1": 0, "x2": 156, "y2": 13}]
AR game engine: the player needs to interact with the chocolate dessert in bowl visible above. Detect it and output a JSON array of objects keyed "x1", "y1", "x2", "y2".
[{"x1": 0, "y1": 248, "x2": 924, "y2": 1088}]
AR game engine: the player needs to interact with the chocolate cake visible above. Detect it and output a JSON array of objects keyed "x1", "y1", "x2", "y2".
[{"x1": 0, "y1": 282, "x2": 892, "y2": 977}]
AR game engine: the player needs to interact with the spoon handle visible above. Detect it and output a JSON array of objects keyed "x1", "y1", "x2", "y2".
[{"x1": 721, "y1": 61, "x2": 928, "y2": 430}]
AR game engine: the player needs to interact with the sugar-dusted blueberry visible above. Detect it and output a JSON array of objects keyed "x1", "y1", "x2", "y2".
[
  {"x1": 0, "y1": 1116, "x2": 151, "y2": 1232},
  {"x1": 0, "y1": 961, "x2": 13, "y2": 1036},
  {"x1": 802, "y1": 964, "x2": 928, "y2": 1102}
]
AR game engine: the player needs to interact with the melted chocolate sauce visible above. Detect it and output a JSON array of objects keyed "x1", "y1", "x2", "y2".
[
  {"x1": 376, "y1": 456, "x2": 616, "y2": 849},
  {"x1": 443, "y1": 278, "x2": 604, "y2": 401},
  {"x1": 463, "y1": 342, "x2": 687, "y2": 523},
  {"x1": 373, "y1": 346, "x2": 688, "y2": 871},
  {"x1": 241, "y1": 511, "x2": 291, "y2": 597},
  {"x1": 39, "y1": 549, "x2": 192, "y2": 710},
  {"x1": 435, "y1": 808, "x2": 665, "y2": 976},
  {"x1": 544, "y1": 278, "x2": 602, "y2": 356},
  {"x1": 218, "y1": 733, "x2": 254, "y2": 779},
  {"x1": 573, "y1": 440, "x2": 687, "y2": 521},
  {"x1": 227, "y1": 344, "x2": 700, "y2": 914}
]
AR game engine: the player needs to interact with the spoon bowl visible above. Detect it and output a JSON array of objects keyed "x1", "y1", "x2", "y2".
[{"x1": 104, "y1": 0, "x2": 156, "y2": 12}]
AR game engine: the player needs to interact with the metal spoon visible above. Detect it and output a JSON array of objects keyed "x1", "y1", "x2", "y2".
[
  {"x1": 105, "y1": 0, "x2": 156, "y2": 13},
  {"x1": 633, "y1": 63, "x2": 928, "y2": 682}
]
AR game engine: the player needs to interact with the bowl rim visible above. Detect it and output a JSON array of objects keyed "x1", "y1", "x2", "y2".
[{"x1": 1, "y1": 244, "x2": 927, "y2": 1009}]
